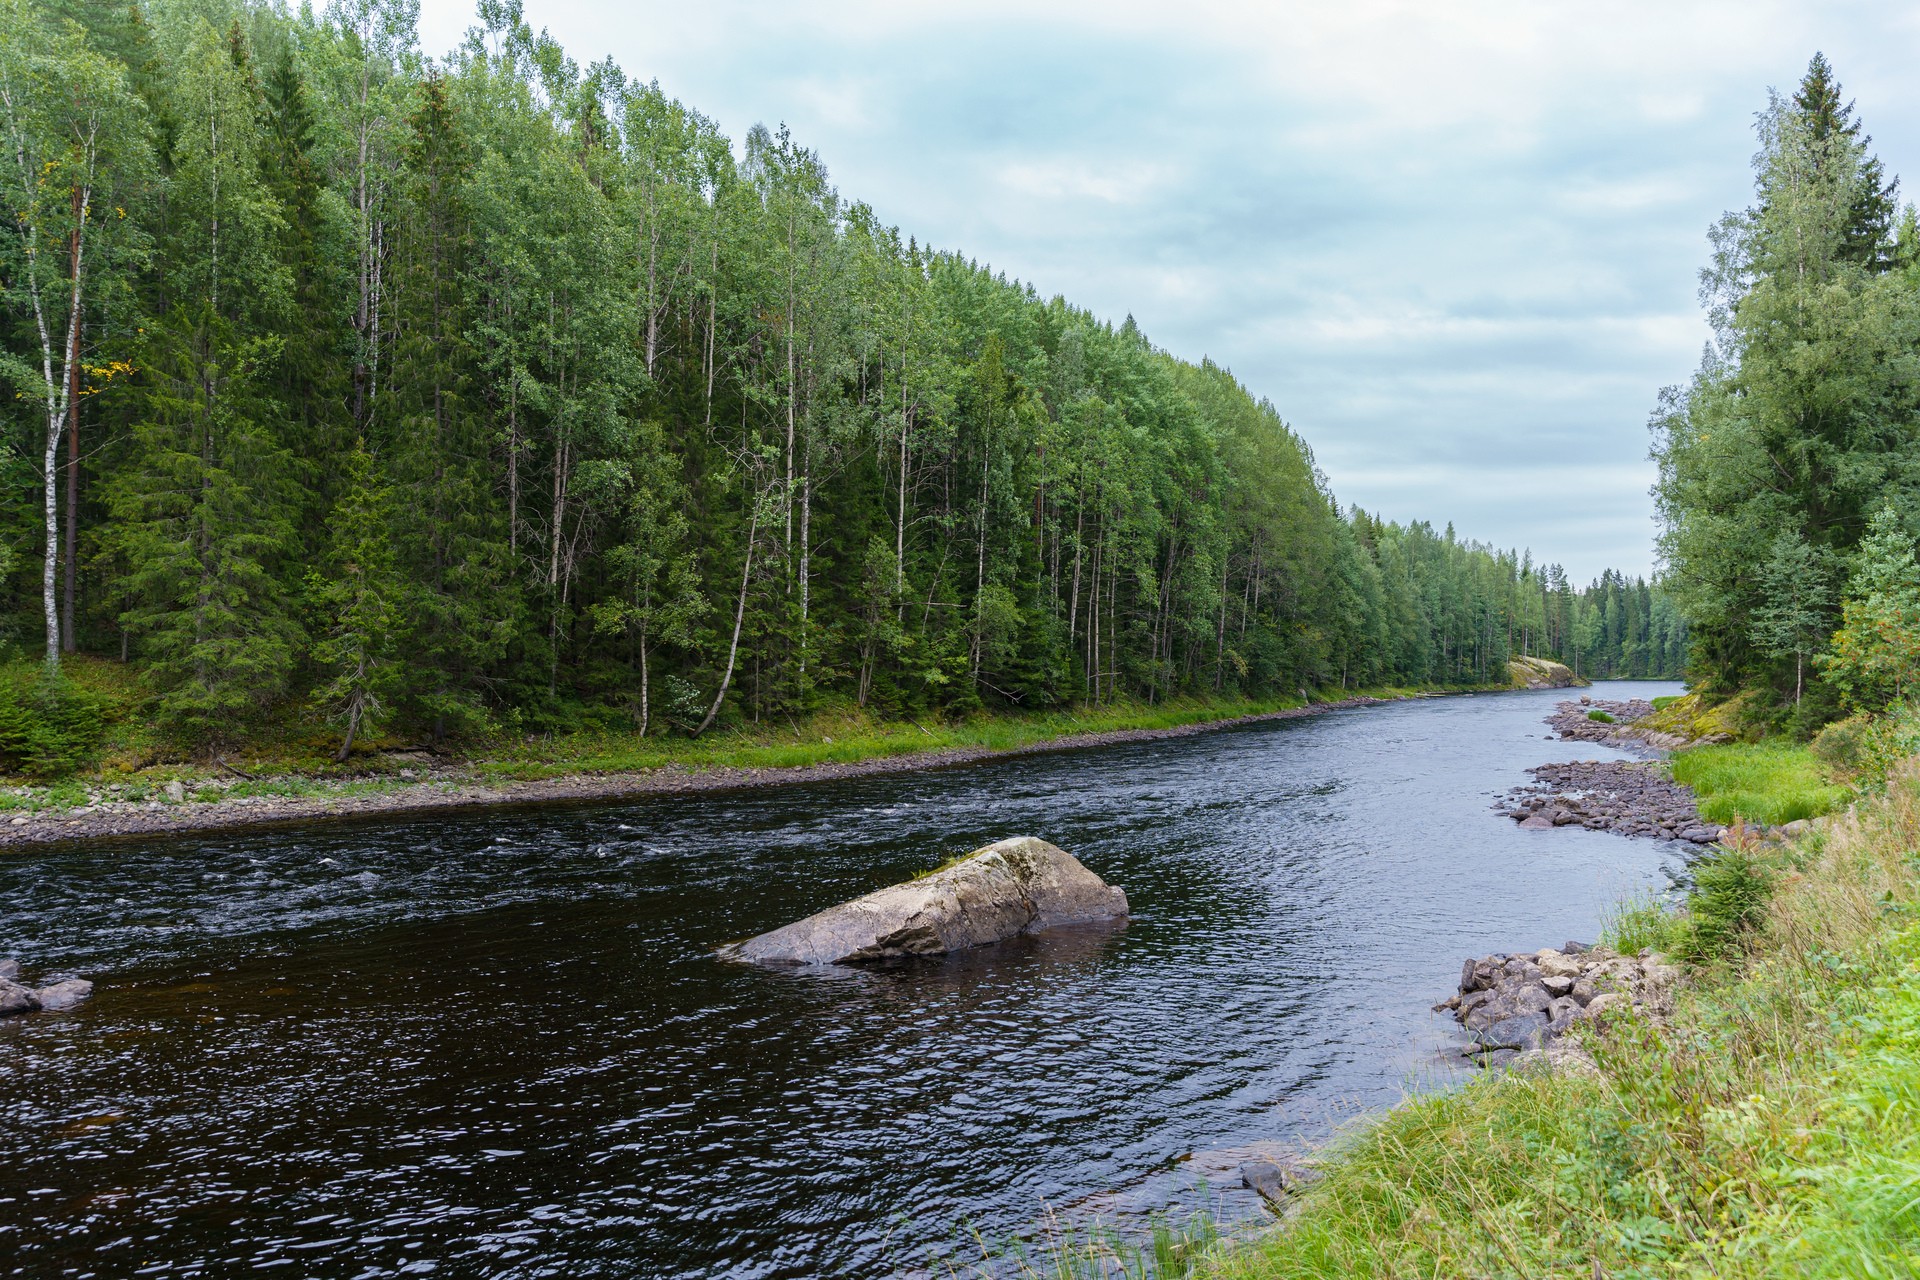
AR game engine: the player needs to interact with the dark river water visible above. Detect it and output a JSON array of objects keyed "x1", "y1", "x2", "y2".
[{"x1": 0, "y1": 681, "x2": 1686, "y2": 1278}]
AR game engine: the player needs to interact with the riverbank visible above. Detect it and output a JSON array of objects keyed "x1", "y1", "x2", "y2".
[
  {"x1": 1106, "y1": 742, "x2": 1907, "y2": 1278},
  {"x1": 0, "y1": 690, "x2": 1445, "y2": 847}
]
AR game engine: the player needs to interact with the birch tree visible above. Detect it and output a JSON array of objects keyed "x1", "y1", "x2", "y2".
[{"x1": 0, "y1": 0, "x2": 142, "y2": 670}]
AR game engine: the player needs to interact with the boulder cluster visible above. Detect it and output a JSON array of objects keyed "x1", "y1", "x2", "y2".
[
  {"x1": 0, "y1": 959, "x2": 93, "y2": 1016},
  {"x1": 1435, "y1": 943, "x2": 1678, "y2": 1068},
  {"x1": 1496, "y1": 759, "x2": 1724, "y2": 843},
  {"x1": 1547, "y1": 696, "x2": 1657, "y2": 745}
]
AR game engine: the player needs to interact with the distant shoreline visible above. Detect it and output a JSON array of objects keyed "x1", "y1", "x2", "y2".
[{"x1": 0, "y1": 693, "x2": 1422, "y2": 849}]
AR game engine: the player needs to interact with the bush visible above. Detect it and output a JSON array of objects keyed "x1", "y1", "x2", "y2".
[
  {"x1": 1677, "y1": 845, "x2": 1773, "y2": 962},
  {"x1": 1812, "y1": 712, "x2": 1875, "y2": 777},
  {"x1": 1587, "y1": 708, "x2": 1616, "y2": 723},
  {"x1": 0, "y1": 668, "x2": 114, "y2": 778}
]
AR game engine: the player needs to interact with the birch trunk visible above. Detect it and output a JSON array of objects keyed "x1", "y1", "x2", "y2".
[{"x1": 696, "y1": 501, "x2": 759, "y2": 736}]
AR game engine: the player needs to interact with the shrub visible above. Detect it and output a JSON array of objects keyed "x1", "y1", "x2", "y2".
[
  {"x1": 1812, "y1": 712, "x2": 1875, "y2": 777},
  {"x1": 1587, "y1": 708, "x2": 1616, "y2": 723},
  {"x1": 1677, "y1": 845, "x2": 1772, "y2": 962},
  {"x1": 0, "y1": 669, "x2": 115, "y2": 778}
]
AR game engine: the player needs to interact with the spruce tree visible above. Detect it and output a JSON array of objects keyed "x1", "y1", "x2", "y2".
[{"x1": 312, "y1": 441, "x2": 404, "y2": 759}]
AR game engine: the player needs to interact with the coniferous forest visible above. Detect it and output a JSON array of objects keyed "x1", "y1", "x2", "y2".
[{"x1": 2, "y1": 0, "x2": 1680, "y2": 759}]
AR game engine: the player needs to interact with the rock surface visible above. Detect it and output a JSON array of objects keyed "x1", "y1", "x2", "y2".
[
  {"x1": 1508, "y1": 656, "x2": 1587, "y2": 690},
  {"x1": 0, "y1": 978, "x2": 39, "y2": 1016},
  {"x1": 0, "y1": 961, "x2": 97, "y2": 1016},
  {"x1": 1240, "y1": 1160, "x2": 1300, "y2": 1205},
  {"x1": 1435, "y1": 943, "x2": 1679, "y2": 1067},
  {"x1": 35, "y1": 978, "x2": 94, "y2": 1011},
  {"x1": 724, "y1": 836, "x2": 1128, "y2": 966}
]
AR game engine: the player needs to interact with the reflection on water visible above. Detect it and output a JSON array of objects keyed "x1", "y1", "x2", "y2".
[{"x1": 0, "y1": 682, "x2": 1684, "y2": 1277}]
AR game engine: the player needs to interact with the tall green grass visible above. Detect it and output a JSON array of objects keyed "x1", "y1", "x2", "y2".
[{"x1": 1669, "y1": 741, "x2": 1850, "y2": 826}]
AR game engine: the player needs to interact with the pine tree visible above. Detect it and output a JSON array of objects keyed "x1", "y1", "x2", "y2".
[
  {"x1": 1791, "y1": 53, "x2": 1900, "y2": 270},
  {"x1": 1749, "y1": 532, "x2": 1833, "y2": 705},
  {"x1": 108, "y1": 312, "x2": 302, "y2": 739}
]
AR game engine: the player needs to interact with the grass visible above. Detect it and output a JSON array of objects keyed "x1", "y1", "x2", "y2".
[
  {"x1": 1005, "y1": 760, "x2": 1920, "y2": 1279},
  {"x1": 1669, "y1": 742, "x2": 1852, "y2": 827},
  {"x1": 1587, "y1": 708, "x2": 1616, "y2": 723},
  {"x1": 1601, "y1": 889, "x2": 1688, "y2": 956},
  {"x1": 475, "y1": 691, "x2": 1387, "y2": 782},
  {"x1": 0, "y1": 681, "x2": 1483, "y2": 816}
]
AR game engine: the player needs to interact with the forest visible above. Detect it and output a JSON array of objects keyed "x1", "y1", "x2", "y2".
[
  {"x1": 2, "y1": 0, "x2": 1680, "y2": 760},
  {"x1": 1654, "y1": 54, "x2": 1920, "y2": 737}
]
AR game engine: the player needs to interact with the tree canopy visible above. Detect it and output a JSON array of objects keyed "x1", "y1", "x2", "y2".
[{"x1": 1, "y1": 0, "x2": 1677, "y2": 751}]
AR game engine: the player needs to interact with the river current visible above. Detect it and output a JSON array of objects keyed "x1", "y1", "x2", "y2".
[{"x1": 0, "y1": 681, "x2": 1685, "y2": 1278}]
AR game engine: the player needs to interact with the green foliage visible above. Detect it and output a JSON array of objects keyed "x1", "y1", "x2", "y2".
[
  {"x1": 1601, "y1": 891, "x2": 1687, "y2": 957},
  {"x1": 1676, "y1": 845, "x2": 1774, "y2": 962},
  {"x1": 1655, "y1": 56, "x2": 1920, "y2": 706},
  {"x1": 1819, "y1": 508, "x2": 1920, "y2": 711},
  {"x1": 1670, "y1": 742, "x2": 1851, "y2": 826},
  {"x1": 1, "y1": 0, "x2": 1677, "y2": 770},
  {"x1": 105, "y1": 310, "x2": 303, "y2": 742},
  {"x1": 310, "y1": 441, "x2": 406, "y2": 759},
  {"x1": 0, "y1": 667, "x2": 114, "y2": 776},
  {"x1": 1586, "y1": 708, "x2": 1615, "y2": 723},
  {"x1": 1812, "y1": 711, "x2": 1876, "y2": 777}
]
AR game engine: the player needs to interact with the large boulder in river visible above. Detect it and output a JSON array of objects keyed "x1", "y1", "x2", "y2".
[{"x1": 724, "y1": 836, "x2": 1128, "y2": 966}]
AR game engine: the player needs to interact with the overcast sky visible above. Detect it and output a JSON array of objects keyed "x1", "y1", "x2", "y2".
[{"x1": 414, "y1": 0, "x2": 1920, "y2": 582}]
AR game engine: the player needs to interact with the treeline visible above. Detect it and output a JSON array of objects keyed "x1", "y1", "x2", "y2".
[
  {"x1": 2, "y1": 0, "x2": 1676, "y2": 753},
  {"x1": 1655, "y1": 54, "x2": 1920, "y2": 731}
]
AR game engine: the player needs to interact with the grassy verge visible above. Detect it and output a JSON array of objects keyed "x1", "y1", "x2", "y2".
[
  {"x1": 473, "y1": 690, "x2": 1432, "y2": 782},
  {"x1": 0, "y1": 678, "x2": 1473, "y2": 812},
  {"x1": 1669, "y1": 742, "x2": 1852, "y2": 827},
  {"x1": 1000, "y1": 771, "x2": 1920, "y2": 1277}
]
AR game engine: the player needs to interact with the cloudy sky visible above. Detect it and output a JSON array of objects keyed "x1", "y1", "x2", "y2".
[{"x1": 415, "y1": 0, "x2": 1920, "y2": 582}]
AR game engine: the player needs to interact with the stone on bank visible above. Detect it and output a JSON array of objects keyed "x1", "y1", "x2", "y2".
[{"x1": 723, "y1": 836, "x2": 1128, "y2": 966}]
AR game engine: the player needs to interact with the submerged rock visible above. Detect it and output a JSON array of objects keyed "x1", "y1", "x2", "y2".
[
  {"x1": 1241, "y1": 1160, "x2": 1299, "y2": 1204},
  {"x1": 35, "y1": 979, "x2": 93, "y2": 1011},
  {"x1": 724, "y1": 836, "x2": 1127, "y2": 966}
]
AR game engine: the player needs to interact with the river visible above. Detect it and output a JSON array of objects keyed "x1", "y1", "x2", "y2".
[{"x1": 0, "y1": 681, "x2": 1685, "y2": 1277}]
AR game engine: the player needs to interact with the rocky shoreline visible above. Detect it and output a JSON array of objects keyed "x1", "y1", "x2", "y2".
[
  {"x1": 0, "y1": 695, "x2": 1402, "y2": 849},
  {"x1": 1436, "y1": 943, "x2": 1678, "y2": 1069},
  {"x1": 1492, "y1": 696, "x2": 1727, "y2": 843}
]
